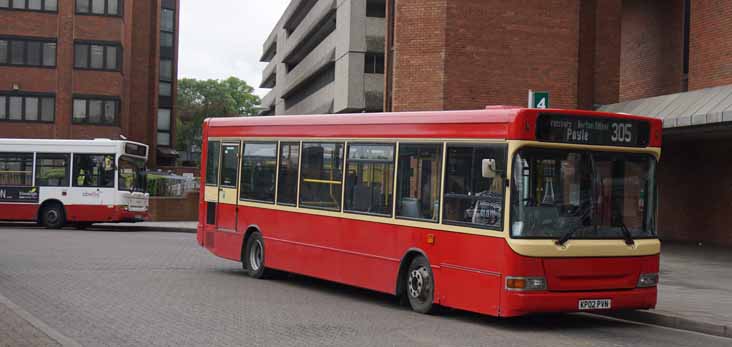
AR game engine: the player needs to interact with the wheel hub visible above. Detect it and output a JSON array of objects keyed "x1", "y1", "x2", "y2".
[
  {"x1": 250, "y1": 240, "x2": 263, "y2": 271},
  {"x1": 47, "y1": 210, "x2": 58, "y2": 223},
  {"x1": 408, "y1": 267, "x2": 430, "y2": 300}
]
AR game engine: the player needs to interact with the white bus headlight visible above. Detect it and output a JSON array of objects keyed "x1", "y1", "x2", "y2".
[
  {"x1": 506, "y1": 276, "x2": 547, "y2": 291},
  {"x1": 637, "y1": 273, "x2": 659, "y2": 288}
]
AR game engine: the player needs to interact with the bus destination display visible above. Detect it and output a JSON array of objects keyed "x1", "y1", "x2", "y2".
[{"x1": 536, "y1": 114, "x2": 650, "y2": 147}]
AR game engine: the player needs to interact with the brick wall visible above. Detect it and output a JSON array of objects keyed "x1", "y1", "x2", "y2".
[
  {"x1": 688, "y1": 0, "x2": 732, "y2": 91},
  {"x1": 391, "y1": 0, "x2": 446, "y2": 112},
  {"x1": 0, "y1": 0, "x2": 179, "y2": 167},
  {"x1": 620, "y1": 0, "x2": 684, "y2": 101},
  {"x1": 658, "y1": 137, "x2": 732, "y2": 247},
  {"x1": 148, "y1": 193, "x2": 199, "y2": 222},
  {"x1": 440, "y1": 0, "x2": 580, "y2": 110}
]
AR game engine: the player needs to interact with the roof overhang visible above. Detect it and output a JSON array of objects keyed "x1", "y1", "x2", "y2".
[{"x1": 599, "y1": 84, "x2": 732, "y2": 128}]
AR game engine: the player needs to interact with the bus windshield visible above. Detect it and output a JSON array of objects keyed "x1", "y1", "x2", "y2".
[
  {"x1": 510, "y1": 148, "x2": 657, "y2": 240},
  {"x1": 118, "y1": 156, "x2": 146, "y2": 192}
]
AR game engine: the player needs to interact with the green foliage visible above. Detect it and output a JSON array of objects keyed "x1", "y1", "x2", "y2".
[{"x1": 176, "y1": 77, "x2": 261, "y2": 154}]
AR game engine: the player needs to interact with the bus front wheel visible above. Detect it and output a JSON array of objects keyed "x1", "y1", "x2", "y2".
[
  {"x1": 406, "y1": 256, "x2": 435, "y2": 314},
  {"x1": 40, "y1": 203, "x2": 65, "y2": 229},
  {"x1": 245, "y1": 232, "x2": 269, "y2": 279}
]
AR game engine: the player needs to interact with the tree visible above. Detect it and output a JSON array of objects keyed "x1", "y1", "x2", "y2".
[{"x1": 175, "y1": 77, "x2": 261, "y2": 157}]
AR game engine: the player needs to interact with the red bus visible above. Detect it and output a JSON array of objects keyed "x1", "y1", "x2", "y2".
[{"x1": 197, "y1": 107, "x2": 662, "y2": 317}]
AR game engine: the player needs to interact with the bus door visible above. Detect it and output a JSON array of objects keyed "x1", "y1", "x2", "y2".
[
  {"x1": 70, "y1": 153, "x2": 116, "y2": 221},
  {"x1": 216, "y1": 143, "x2": 241, "y2": 233}
]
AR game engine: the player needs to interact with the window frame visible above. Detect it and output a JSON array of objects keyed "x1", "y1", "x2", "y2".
[
  {"x1": 0, "y1": 152, "x2": 34, "y2": 187},
  {"x1": 72, "y1": 95, "x2": 120, "y2": 126},
  {"x1": 441, "y1": 143, "x2": 508, "y2": 231},
  {"x1": 0, "y1": 0, "x2": 58, "y2": 12},
  {"x1": 239, "y1": 141, "x2": 278, "y2": 204},
  {"x1": 156, "y1": 108, "x2": 172, "y2": 147},
  {"x1": 0, "y1": 92, "x2": 56, "y2": 123},
  {"x1": 0, "y1": 36, "x2": 57, "y2": 68},
  {"x1": 35, "y1": 153, "x2": 70, "y2": 187},
  {"x1": 218, "y1": 142, "x2": 241, "y2": 189},
  {"x1": 276, "y1": 141, "x2": 301, "y2": 207},
  {"x1": 71, "y1": 153, "x2": 116, "y2": 188},
  {"x1": 205, "y1": 140, "x2": 221, "y2": 186},
  {"x1": 75, "y1": 0, "x2": 123, "y2": 17},
  {"x1": 343, "y1": 142, "x2": 396, "y2": 218},
  {"x1": 394, "y1": 142, "x2": 444, "y2": 223},
  {"x1": 298, "y1": 141, "x2": 345, "y2": 212},
  {"x1": 73, "y1": 40, "x2": 122, "y2": 72}
]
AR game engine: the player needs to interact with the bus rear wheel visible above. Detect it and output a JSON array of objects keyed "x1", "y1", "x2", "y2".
[
  {"x1": 406, "y1": 256, "x2": 435, "y2": 314},
  {"x1": 40, "y1": 203, "x2": 65, "y2": 229},
  {"x1": 245, "y1": 232, "x2": 269, "y2": 279}
]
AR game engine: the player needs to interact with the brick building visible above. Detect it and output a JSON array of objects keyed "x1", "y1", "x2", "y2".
[
  {"x1": 0, "y1": 0, "x2": 180, "y2": 167},
  {"x1": 383, "y1": 0, "x2": 732, "y2": 246}
]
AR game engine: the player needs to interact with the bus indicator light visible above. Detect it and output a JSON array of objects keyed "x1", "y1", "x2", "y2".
[{"x1": 427, "y1": 234, "x2": 435, "y2": 245}]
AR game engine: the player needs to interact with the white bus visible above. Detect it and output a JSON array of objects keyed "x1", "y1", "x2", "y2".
[{"x1": 0, "y1": 139, "x2": 149, "y2": 228}]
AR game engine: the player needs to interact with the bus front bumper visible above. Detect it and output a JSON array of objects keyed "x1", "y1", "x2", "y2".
[
  {"x1": 500, "y1": 287, "x2": 657, "y2": 317},
  {"x1": 114, "y1": 207, "x2": 149, "y2": 223}
]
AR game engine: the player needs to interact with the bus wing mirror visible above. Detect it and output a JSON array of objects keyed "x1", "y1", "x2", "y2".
[{"x1": 482, "y1": 159, "x2": 497, "y2": 178}]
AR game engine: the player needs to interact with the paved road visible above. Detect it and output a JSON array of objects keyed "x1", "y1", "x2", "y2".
[{"x1": 0, "y1": 226, "x2": 729, "y2": 347}]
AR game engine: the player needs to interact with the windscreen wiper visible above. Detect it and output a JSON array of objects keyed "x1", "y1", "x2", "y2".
[
  {"x1": 618, "y1": 223, "x2": 636, "y2": 246},
  {"x1": 556, "y1": 226, "x2": 580, "y2": 246}
]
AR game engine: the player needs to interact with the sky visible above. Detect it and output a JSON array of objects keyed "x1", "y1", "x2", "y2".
[{"x1": 178, "y1": 0, "x2": 291, "y2": 98}]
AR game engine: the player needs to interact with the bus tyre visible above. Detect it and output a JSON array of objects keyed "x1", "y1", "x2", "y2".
[
  {"x1": 245, "y1": 232, "x2": 269, "y2": 279},
  {"x1": 406, "y1": 256, "x2": 435, "y2": 314},
  {"x1": 41, "y1": 203, "x2": 65, "y2": 229}
]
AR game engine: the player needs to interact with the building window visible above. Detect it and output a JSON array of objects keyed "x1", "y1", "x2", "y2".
[
  {"x1": 160, "y1": 59, "x2": 173, "y2": 81},
  {"x1": 72, "y1": 96, "x2": 119, "y2": 125},
  {"x1": 35, "y1": 153, "x2": 70, "y2": 187},
  {"x1": 240, "y1": 142, "x2": 277, "y2": 202},
  {"x1": 75, "y1": 0, "x2": 121, "y2": 16},
  {"x1": 157, "y1": 108, "x2": 171, "y2": 146},
  {"x1": 161, "y1": 8, "x2": 175, "y2": 32},
  {"x1": 159, "y1": 82, "x2": 172, "y2": 97},
  {"x1": 300, "y1": 142, "x2": 344, "y2": 211},
  {"x1": 364, "y1": 53, "x2": 384, "y2": 74},
  {"x1": 0, "y1": 0, "x2": 57, "y2": 11},
  {"x1": 0, "y1": 94, "x2": 55, "y2": 122},
  {"x1": 73, "y1": 154, "x2": 115, "y2": 188},
  {"x1": 160, "y1": 32, "x2": 174, "y2": 50},
  {"x1": 344, "y1": 144, "x2": 395, "y2": 216},
  {"x1": 366, "y1": 0, "x2": 386, "y2": 18},
  {"x1": 0, "y1": 153, "x2": 33, "y2": 186},
  {"x1": 396, "y1": 143, "x2": 443, "y2": 222},
  {"x1": 74, "y1": 42, "x2": 121, "y2": 71},
  {"x1": 443, "y1": 144, "x2": 507, "y2": 230},
  {"x1": 0, "y1": 38, "x2": 56, "y2": 67},
  {"x1": 205, "y1": 141, "x2": 221, "y2": 185},
  {"x1": 277, "y1": 142, "x2": 300, "y2": 206}
]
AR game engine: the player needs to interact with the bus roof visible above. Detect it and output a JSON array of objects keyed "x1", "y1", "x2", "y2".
[
  {"x1": 205, "y1": 107, "x2": 663, "y2": 146},
  {"x1": 0, "y1": 138, "x2": 149, "y2": 156}
]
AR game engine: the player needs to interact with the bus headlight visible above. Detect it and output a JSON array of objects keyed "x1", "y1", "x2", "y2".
[
  {"x1": 637, "y1": 273, "x2": 659, "y2": 288},
  {"x1": 506, "y1": 276, "x2": 547, "y2": 291}
]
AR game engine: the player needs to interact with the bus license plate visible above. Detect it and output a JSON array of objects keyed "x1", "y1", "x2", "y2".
[{"x1": 578, "y1": 299, "x2": 611, "y2": 310}]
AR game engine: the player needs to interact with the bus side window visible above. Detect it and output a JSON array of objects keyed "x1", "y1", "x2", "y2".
[
  {"x1": 36, "y1": 153, "x2": 70, "y2": 187},
  {"x1": 396, "y1": 143, "x2": 443, "y2": 222},
  {"x1": 73, "y1": 154, "x2": 115, "y2": 188},
  {"x1": 300, "y1": 142, "x2": 344, "y2": 211},
  {"x1": 442, "y1": 144, "x2": 507, "y2": 230},
  {"x1": 205, "y1": 141, "x2": 221, "y2": 186},
  {"x1": 277, "y1": 142, "x2": 300, "y2": 206},
  {"x1": 240, "y1": 142, "x2": 277, "y2": 202},
  {"x1": 344, "y1": 143, "x2": 395, "y2": 216},
  {"x1": 0, "y1": 153, "x2": 33, "y2": 187}
]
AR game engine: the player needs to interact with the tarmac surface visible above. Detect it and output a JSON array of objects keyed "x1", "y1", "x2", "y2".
[{"x1": 0, "y1": 224, "x2": 730, "y2": 346}]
